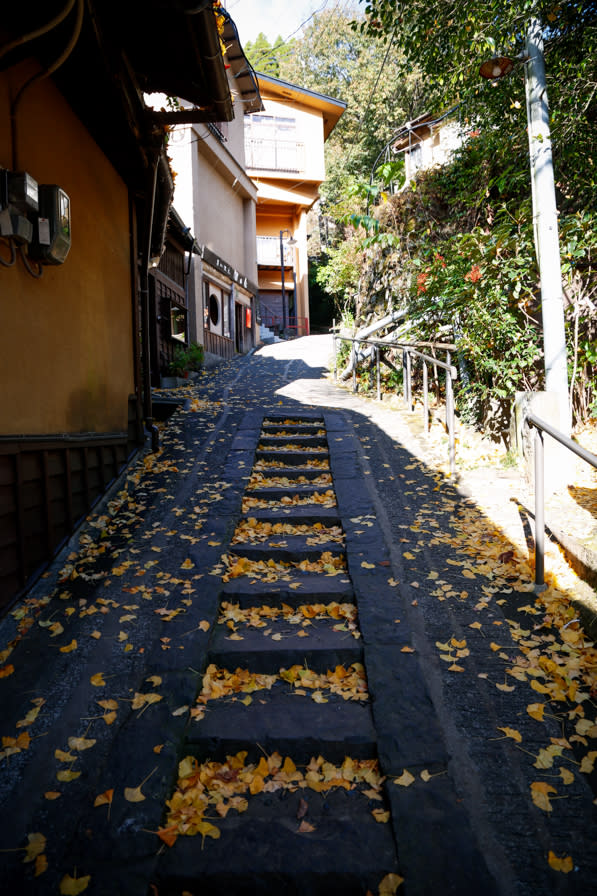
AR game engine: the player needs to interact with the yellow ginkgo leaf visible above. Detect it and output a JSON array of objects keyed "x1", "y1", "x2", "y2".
[
  {"x1": 146, "y1": 675, "x2": 162, "y2": 687},
  {"x1": 530, "y1": 781, "x2": 556, "y2": 812},
  {"x1": 124, "y1": 785, "x2": 146, "y2": 803},
  {"x1": 59, "y1": 872, "x2": 91, "y2": 894},
  {"x1": 372, "y1": 808, "x2": 390, "y2": 823},
  {"x1": 125, "y1": 766, "x2": 157, "y2": 802},
  {"x1": 527, "y1": 703, "x2": 545, "y2": 721},
  {"x1": 497, "y1": 726, "x2": 522, "y2": 743},
  {"x1": 361, "y1": 561, "x2": 375, "y2": 569},
  {"x1": 181, "y1": 558, "x2": 194, "y2": 569},
  {"x1": 56, "y1": 770, "x2": 81, "y2": 782},
  {"x1": 34, "y1": 853, "x2": 48, "y2": 876},
  {"x1": 55, "y1": 749, "x2": 77, "y2": 762},
  {"x1": 394, "y1": 770, "x2": 415, "y2": 787},
  {"x1": 90, "y1": 673, "x2": 105, "y2": 687},
  {"x1": 23, "y1": 832, "x2": 46, "y2": 863},
  {"x1": 59, "y1": 639, "x2": 77, "y2": 653},
  {"x1": 68, "y1": 737, "x2": 96, "y2": 751},
  {"x1": 378, "y1": 872, "x2": 405, "y2": 894},
  {"x1": 94, "y1": 789, "x2": 114, "y2": 808},
  {"x1": 547, "y1": 851, "x2": 573, "y2": 873}
]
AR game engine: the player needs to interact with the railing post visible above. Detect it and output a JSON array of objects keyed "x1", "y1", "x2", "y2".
[
  {"x1": 353, "y1": 340, "x2": 357, "y2": 393},
  {"x1": 446, "y1": 369, "x2": 456, "y2": 476},
  {"x1": 406, "y1": 350, "x2": 412, "y2": 409},
  {"x1": 423, "y1": 361, "x2": 428, "y2": 434},
  {"x1": 534, "y1": 427, "x2": 545, "y2": 589},
  {"x1": 333, "y1": 319, "x2": 337, "y2": 381},
  {"x1": 376, "y1": 345, "x2": 381, "y2": 401},
  {"x1": 403, "y1": 351, "x2": 408, "y2": 404}
]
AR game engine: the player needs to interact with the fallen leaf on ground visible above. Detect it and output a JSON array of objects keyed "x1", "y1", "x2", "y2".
[
  {"x1": 23, "y1": 832, "x2": 46, "y2": 863},
  {"x1": 94, "y1": 789, "x2": 114, "y2": 808},
  {"x1": 547, "y1": 851, "x2": 574, "y2": 873},
  {"x1": 59, "y1": 640, "x2": 77, "y2": 653},
  {"x1": 378, "y1": 872, "x2": 404, "y2": 894},
  {"x1": 59, "y1": 872, "x2": 91, "y2": 894},
  {"x1": 394, "y1": 770, "x2": 415, "y2": 787},
  {"x1": 125, "y1": 766, "x2": 157, "y2": 802},
  {"x1": 497, "y1": 727, "x2": 522, "y2": 743}
]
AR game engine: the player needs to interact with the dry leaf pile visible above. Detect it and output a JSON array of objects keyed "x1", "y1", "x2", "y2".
[
  {"x1": 158, "y1": 752, "x2": 385, "y2": 847},
  {"x1": 216, "y1": 552, "x2": 347, "y2": 583},
  {"x1": 248, "y1": 472, "x2": 333, "y2": 490},
  {"x1": 241, "y1": 490, "x2": 337, "y2": 511},
  {"x1": 218, "y1": 600, "x2": 360, "y2": 639},
  {"x1": 191, "y1": 662, "x2": 368, "y2": 719},
  {"x1": 231, "y1": 519, "x2": 344, "y2": 545}
]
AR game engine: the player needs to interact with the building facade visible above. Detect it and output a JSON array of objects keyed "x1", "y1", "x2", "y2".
[
  {"x1": 156, "y1": 14, "x2": 262, "y2": 362},
  {"x1": 0, "y1": 1, "x2": 242, "y2": 610},
  {"x1": 246, "y1": 74, "x2": 346, "y2": 338}
]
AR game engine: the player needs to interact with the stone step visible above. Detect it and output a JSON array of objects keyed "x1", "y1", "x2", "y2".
[
  {"x1": 228, "y1": 541, "x2": 346, "y2": 563},
  {"x1": 155, "y1": 786, "x2": 399, "y2": 896},
  {"x1": 258, "y1": 436, "x2": 329, "y2": 450},
  {"x1": 208, "y1": 621, "x2": 363, "y2": 672},
  {"x1": 244, "y1": 487, "x2": 335, "y2": 503},
  {"x1": 220, "y1": 578, "x2": 355, "y2": 604},
  {"x1": 186, "y1": 686, "x2": 376, "y2": 763},
  {"x1": 249, "y1": 467, "x2": 333, "y2": 482},
  {"x1": 240, "y1": 507, "x2": 342, "y2": 526}
]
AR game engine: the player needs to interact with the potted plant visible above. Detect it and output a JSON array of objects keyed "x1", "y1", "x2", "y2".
[{"x1": 169, "y1": 346, "x2": 189, "y2": 379}]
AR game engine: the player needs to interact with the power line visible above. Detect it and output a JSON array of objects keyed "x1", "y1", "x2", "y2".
[{"x1": 343, "y1": 23, "x2": 398, "y2": 169}]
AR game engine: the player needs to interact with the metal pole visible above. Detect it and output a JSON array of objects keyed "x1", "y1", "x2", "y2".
[
  {"x1": 353, "y1": 341, "x2": 357, "y2": 393},
  {"x1": 280, "y1": 230, "x2": 287, "y2": 334},
  {"x1": 423, "y1": 361, "x2": 428, "y2": 434},
  {"x1": 445, "y1": 351, "x2": 451, "y2": 431},
  {"x1": 525, "y1": 18, "x2": 570, "y2": 434},
  {"x1": 406, "y1": 351, "x2": 412, "y2": 409},
  {"x1": 534, "y1": 427, "x2": 545, "y2": 588},
  {"x1": 376, "y1": 345, "x2": 381, "y2": 401}
]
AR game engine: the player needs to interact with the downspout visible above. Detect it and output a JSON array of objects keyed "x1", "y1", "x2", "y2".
[{"x1": 140, "y1": 150, "x2": 160, "y2": 453}]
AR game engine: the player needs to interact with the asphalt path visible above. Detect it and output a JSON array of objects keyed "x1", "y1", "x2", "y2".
[{"x1": 0, "y1": 335, "x2": 595, "y2": 895}]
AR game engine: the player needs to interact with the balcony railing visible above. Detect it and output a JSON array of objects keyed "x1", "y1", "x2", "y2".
[
  {"x1": 245, "y1": 138, "x2": 305, "y2": 173},
  {"x1": 256, "y1": 235, "x2": 295, "y2": 267}
]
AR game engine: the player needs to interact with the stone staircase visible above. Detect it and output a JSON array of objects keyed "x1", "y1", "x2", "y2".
[{"x1": 154, "y1": 413, "x2": 401, "y2": 894}]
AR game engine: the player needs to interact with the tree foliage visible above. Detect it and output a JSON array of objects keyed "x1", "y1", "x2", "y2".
[
  {"x1": 356, "y1": 0, "x2": 597, "y2": 204},
  {"x1": 243, "y1": 31, "x2": 289, "y2": 77},
  {"x1": 277, "y1": 7, "x2": 426, "y2": 213}
]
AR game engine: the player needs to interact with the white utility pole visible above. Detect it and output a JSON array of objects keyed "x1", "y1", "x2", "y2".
[{"x1": 525, "y1": 17, "x2": 570, "y2": 434}]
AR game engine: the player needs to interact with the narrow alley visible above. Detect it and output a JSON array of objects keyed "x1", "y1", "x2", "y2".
[{"x1": 0, "y1": 336, "x2": 596, "y2": 896}]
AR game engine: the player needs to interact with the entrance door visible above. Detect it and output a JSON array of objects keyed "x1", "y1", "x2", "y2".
[{"x1": 235, "y1": 302, "x2": 244, "y2": 353}]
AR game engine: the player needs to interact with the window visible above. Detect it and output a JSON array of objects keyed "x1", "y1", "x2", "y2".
[
  {"x1": 244, "y1": 114, "x2": 303, "y2": 172},
  {"x1": 170, "y1": 304, "x2": 186, "y2": 342},
  {"x1": 209, "y1": 293, "x2": 220, "y2": 326}
]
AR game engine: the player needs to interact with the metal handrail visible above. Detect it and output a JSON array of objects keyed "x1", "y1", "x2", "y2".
[
  {"x1": 525, "y1": 412, "x2": 597, "y2": 588},
  {"x1": 333, "y1": 331, "x2": 458, "y2": 475}
]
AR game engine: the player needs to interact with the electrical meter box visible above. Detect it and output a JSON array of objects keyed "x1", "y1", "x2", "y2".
[{"x1": 30, "y1": 185, "x2": 71, "y2": 265}]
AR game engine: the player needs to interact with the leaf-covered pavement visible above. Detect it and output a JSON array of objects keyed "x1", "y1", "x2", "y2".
[{"x1": 0, "y1": 335, "x2": 596, "y2": 894}]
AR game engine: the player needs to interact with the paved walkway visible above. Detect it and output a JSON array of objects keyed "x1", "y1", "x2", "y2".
[{"x1": 0, "y1": 336, "x2": 596, "y2": 895}]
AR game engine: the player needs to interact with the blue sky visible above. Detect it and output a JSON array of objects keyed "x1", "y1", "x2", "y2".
[{"x1": 225, "y1": 0, "x2": 341, "y2": 47}]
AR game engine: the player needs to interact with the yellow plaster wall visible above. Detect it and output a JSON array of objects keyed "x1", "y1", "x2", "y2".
[
  {"x1": 194, "y1": 151, "x2": 246, "y2": 272},
  {"x1": 251, "y1": 95, "x2": 325, "y2": 182},
  {"x1": 0, "y1": 63, "x2": 134, "y2": 435}
]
